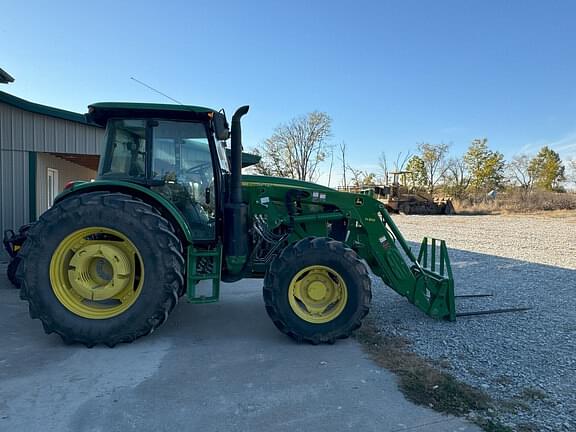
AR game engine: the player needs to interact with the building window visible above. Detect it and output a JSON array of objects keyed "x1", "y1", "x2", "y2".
[{"x1": 47, "y1": 168, "x2": 59, "y2": 208}]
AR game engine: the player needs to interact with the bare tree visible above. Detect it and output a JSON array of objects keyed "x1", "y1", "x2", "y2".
[
  {"x1": 444, "y1": 157, "x2": 470, "y2": 198},
  {"x1": 254, "y1": 111, "x2": 332, "y2": 182},
  {"x1": 394, "y1": 151, "x2": 412, "y2": 172},
  {"x1": 568, "y1": 158, "x2": 576, "y2": 186},
  {"x1": 339, "y1": 141, "x2": 348, "y2": 187},
  {"x1": 379, "y1": 151, "x2": 411, "y2": 184},
  {"x1": 347, "y1": 165, "x2": 365, "y2": 187},
  {"x1": 417, "y1": 142, "x2": 450, "y2": 193},
  {"x1": 378, "y1": 152, "x2": 388, "y2": 184},
  {"x1": 507, "y1": 154, "x2": 534, "y2": 194},
  {"x1": 327, "y1": 148, "x2": 334, "y2": 187}
]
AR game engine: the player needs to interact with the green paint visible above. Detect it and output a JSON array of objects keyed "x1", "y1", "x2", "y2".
[
  {"x1": 187, "y1": 245, "x2": 222, "y2": 304},
  {"x1": 89, "y1": 102, "x2": 215, "y2": 114},
  {"x1": 242, "y1": 174, "x2": 334, "y2": 192},
  {"x1": 87, "y1": 102, "x2": 217, "y2": 127},
  {"x1": 54, "y1": 179, "x2": 194, "y2": 242},
  {"x1": 28, "y1": 152, "x2": 36, "y2": 223}
]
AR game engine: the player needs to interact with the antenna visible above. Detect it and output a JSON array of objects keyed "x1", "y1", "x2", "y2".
[{"x1": 130, "y1": 77, "x2": 184, "y2": 105}]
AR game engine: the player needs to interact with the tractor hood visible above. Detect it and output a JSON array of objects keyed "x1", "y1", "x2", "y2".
[{"x1": 241, "y1": 175, "x2": 334, "y2": 193}]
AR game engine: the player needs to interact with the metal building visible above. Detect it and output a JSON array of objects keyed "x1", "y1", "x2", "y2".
[{"x1": 0, "y1": 90, "x2": 103, "y2": 248}]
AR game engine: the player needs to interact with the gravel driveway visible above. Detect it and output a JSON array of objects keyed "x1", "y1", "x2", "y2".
[{"x1": 370, "y1": 214, "x2": 576, "y2": 431}]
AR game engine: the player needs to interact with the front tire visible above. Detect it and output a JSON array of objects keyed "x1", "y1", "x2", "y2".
[
  {"x1": 263, "y1": 237, "x2": 371, "y2": 344},
  {"x1": 18, "y1": 192, "x2": 184, "y2": 347}
]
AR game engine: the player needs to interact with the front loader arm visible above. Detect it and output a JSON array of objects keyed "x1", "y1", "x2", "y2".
[
  {"x1": 344, "y1": 195, "x2": 456, "y2": 321},
  {"x1": 245, "y1": 183, "x2": 456, "y2": 321}
]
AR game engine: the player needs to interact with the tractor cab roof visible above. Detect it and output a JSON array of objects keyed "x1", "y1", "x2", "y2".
[{"x1": 87, "y1": 102, "x2": 219, "y2": 127}]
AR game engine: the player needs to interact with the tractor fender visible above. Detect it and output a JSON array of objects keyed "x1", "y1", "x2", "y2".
[{"x1": 53, "y1": 180, "x2": 193, "y2": 244}]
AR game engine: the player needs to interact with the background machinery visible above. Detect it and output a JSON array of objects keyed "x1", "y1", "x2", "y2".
[
  {"x1": 341, "y1": 172, "x2": 455, "y2": 215},
  {"x1": 4, "y1": 102, "x2": 456, "y2": 347},
  {"x1": 380, "y1": 171, "x2": 455, "y2": 215}
]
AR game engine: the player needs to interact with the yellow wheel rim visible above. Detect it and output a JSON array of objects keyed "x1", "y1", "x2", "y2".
[
  {"x1": 49, "y1": 227, "x2": 144, "y2": 319},
  {"x1": 288, "y1": 265, "x2": 348, "y2": 324}
]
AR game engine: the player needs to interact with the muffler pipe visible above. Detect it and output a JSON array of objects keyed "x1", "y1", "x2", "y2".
[
  {"x1": 224, "y1": 105, "x2": 250, "y2": 275},
  {"x1": 230, "y1": 105, "x2": 249, "y2": 204}
]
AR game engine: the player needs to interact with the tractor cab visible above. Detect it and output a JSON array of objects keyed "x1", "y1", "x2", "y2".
[{"x1": 88, "y1": 103, "x2": 231, "y2": 240}]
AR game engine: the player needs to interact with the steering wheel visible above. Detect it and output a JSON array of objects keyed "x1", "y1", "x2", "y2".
[{"x1": 183, "y1": 161, "x2": 212, "y2": 177}]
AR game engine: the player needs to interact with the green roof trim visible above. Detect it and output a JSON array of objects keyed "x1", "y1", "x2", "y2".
[
  {"x1": 88, "y1": 102, "x2": 216, "y2": 114},
  {"x1": 0, "y1": 90, "x2": 95, "y2": 125}
]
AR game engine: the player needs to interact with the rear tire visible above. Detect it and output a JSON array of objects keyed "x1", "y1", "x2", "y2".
[
  {"x1": 7, "y1": 257, "x2": 21, "y2": 288},
  {"x1": 263, "y1": 237, "x2": 371, "y2": 344},
  {"x1": 17, "y1": 192, "x2": 184, "y2": 347}
]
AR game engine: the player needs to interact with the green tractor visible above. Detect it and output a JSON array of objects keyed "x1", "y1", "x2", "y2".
[{"x1": 9, "y1": 102, "x2": 456, "y2": 347}]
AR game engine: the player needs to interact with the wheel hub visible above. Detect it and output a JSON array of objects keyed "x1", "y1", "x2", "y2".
[
  {"x1": 307, "y1": 281, "x2": 327, "y2": 301},
  {"x1": 68, "y1": 243, "x2": 132, "y2": 301},
  {"x1": 288, "y1": 265, "x2": 348, "y2": 324}
]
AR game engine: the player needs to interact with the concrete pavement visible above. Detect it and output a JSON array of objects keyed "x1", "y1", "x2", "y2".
[{"x1": 0, "y1": 262, "x2": 480, "y2": 432}]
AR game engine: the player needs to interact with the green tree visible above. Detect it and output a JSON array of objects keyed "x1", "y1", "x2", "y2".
[
  {"x1": 362, "y1": 172, "x2": 377, "y2": 186},
  {"x1": 528, "y1": 146, "x2": 565, "y2": 191},
  {"x1": 463, "y1": 138, "x2": 505, "y2": 193},
  {"x1": 405, "y1": 155, "x2": 427, "y2": 189}
]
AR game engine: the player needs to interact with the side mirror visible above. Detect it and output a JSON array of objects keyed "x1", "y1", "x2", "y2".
[{"x1": 212, "y1": 111, "x2": 230, "y2": 141}]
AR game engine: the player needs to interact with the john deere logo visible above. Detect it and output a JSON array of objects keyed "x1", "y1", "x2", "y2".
[{"x1": 355, "y1": 197, "x2": 363, "y2": 206}]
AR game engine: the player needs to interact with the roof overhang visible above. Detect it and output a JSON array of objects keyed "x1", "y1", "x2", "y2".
[{"x1": 0, "y1": 68, "x2": 14, "y2": 84}]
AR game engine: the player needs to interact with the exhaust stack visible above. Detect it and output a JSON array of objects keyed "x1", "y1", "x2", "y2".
[
  {"x1": 230, "y1": 105, "x2": 249, "y2": 204},
  {"x1": 224, "y1": 105, "x2": 250, "y2": 275}
]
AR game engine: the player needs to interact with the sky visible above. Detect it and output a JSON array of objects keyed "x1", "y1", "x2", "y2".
[{"x1": 2, "y1": 0, "x2": 576, "y2": 184}]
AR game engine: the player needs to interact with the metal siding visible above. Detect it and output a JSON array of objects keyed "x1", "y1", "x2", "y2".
[
  {"x1": 0, "y1": 100, "x2": 105, "y2": 248},
  {"x1": 12, "y1": 107, "x2": 24, "y2": 151},
  {"x1": 44, "y1": 117, "x2": 56, "y2": 152},
  {"x1": 0, "y1": 149, "x2": 29, "y2": 241},
  {"x1": 33, "y1": 114, "x2": 44, "y2": 152},
  {"x1": 0, "y1": 105, "x2": 9, "y2": 150},
  {"x1": 65, "y1": 121, "x2": 75, "y2": 153},
  {"x1": 1, "y1": 101, "x2": 103, "y2": 155},
  {"x1": 22, "y1": 111, "x2": 34, "y2": 152},
  {"x1": 91, "y1": 126, "x2": 103, "y2": 154},
  {"x1": 55, "y1": 118, "x2": 66, "y2": 153}
]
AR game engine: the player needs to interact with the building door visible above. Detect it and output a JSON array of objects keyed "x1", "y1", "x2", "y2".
[{"x1": 47, "y1": 168, "x2": 59, "y2": 208}]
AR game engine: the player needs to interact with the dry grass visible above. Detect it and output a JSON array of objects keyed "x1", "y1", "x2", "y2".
[
  {"x1": 355, "y1": 319, "x2": 516, "y2": 432},
  {"x1": 453, "y1": 190, "x2": 576, "y2": 215}
]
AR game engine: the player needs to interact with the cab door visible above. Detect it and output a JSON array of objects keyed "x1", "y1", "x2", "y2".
[{"x1": 150, "y1": 120, "x2": 217, "y2": 241}]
